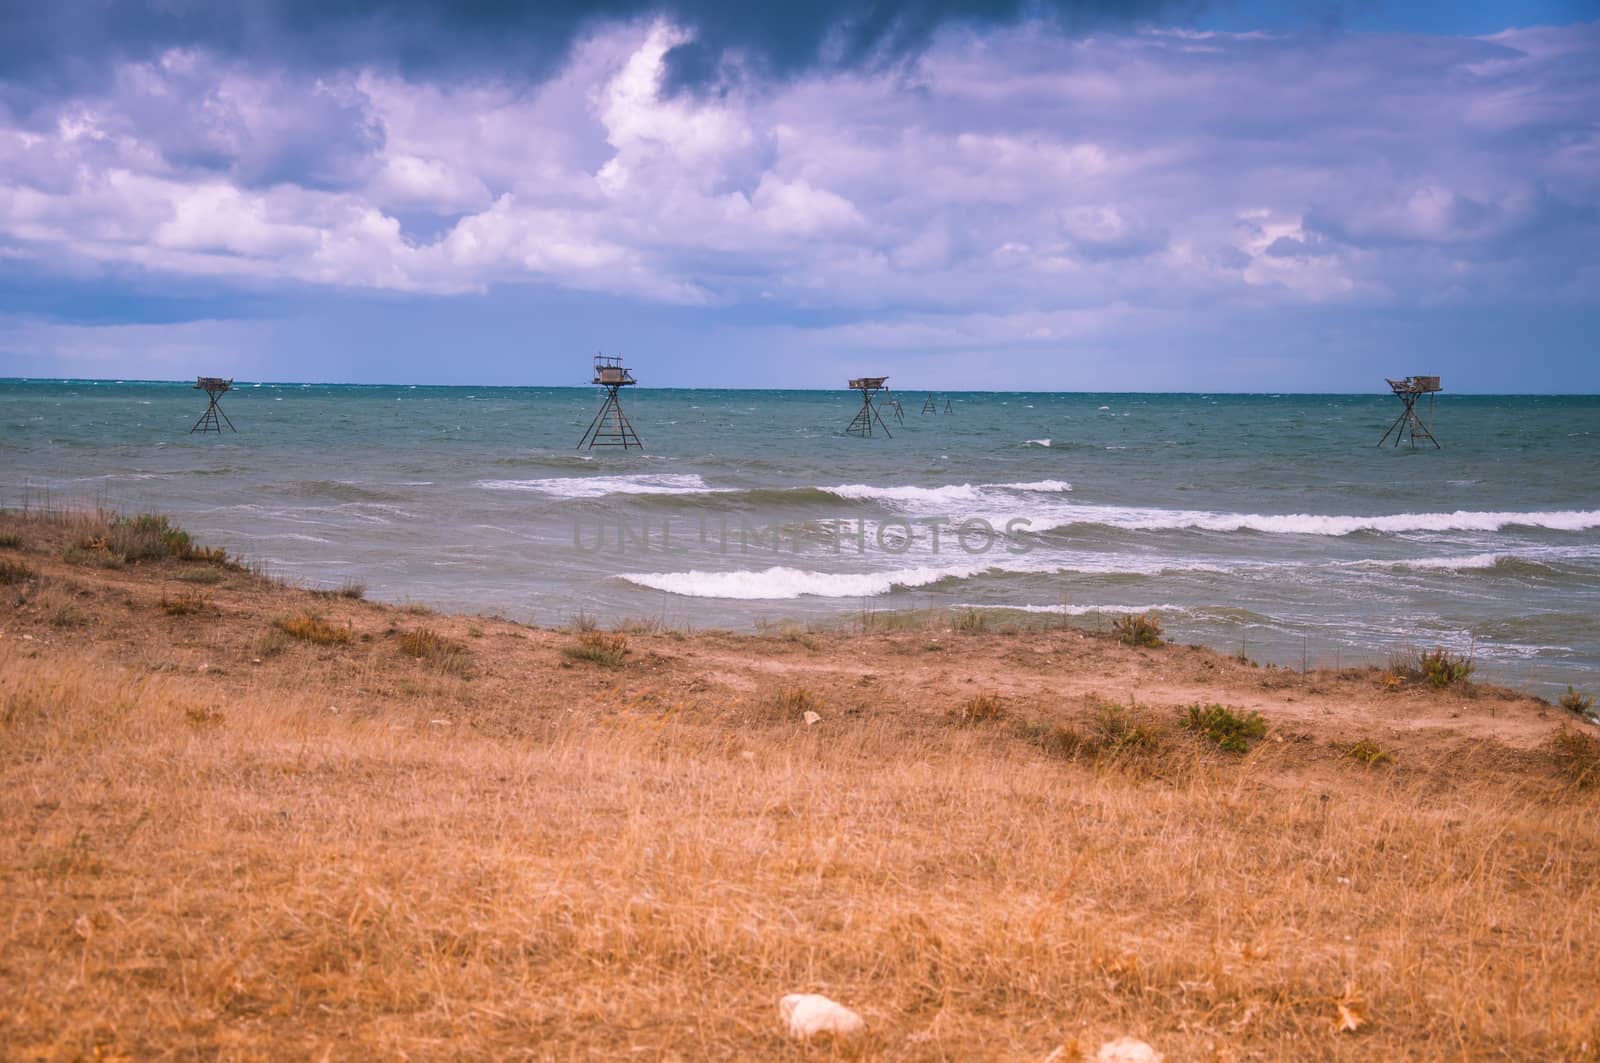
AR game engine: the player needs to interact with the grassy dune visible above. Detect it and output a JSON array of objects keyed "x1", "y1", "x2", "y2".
[{"x1": 2, "y1": 508, "x2": 1598, "y2": 1060}]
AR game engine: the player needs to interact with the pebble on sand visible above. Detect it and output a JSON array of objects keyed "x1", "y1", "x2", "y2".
[
  {"x1": 779, "y1": 993, "x2": 865, "y2": 1039},
  {"x1": 1093, "y1": 1037, "x2": 1163, "y2": 1063}
]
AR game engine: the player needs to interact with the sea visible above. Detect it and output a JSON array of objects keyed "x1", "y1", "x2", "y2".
[{"x1": 3, "y1": 379, "x2": 1598, "y2": 696}]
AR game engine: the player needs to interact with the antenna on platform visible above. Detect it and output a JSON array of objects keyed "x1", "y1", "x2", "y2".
[
  {"x1": 191, "y1": 377, "x2": 235, "y2": 433},
  {"x1": 578, "y1": 354, "x2": 643, "y2": 450},
  {"x1": 845, "y1": 377, "x2": 893, "y2": 438},
  {"x1": 1377, "y1": 376, "x2": 1442, "y2": 449}
]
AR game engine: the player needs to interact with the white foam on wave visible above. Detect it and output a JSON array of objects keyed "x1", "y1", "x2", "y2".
[
  {"x1": 619, "y1": 552, "x2": 1233, "y2": 600},
  {"x1": 823, "y1": 483, "x2": 984, "y2": 504},
  {"x1": 821, "y1": 480, "x2": 1070, "y2": 505},
  {"x1": 477, "y1": 473, "x2": 718, "y2": 498},
  {"x1": 1027, "y1": 506, "x2": 1600, "y2": 537},
  {"x1": 1025, "y1": 438, "x2": 1052, "y2": 447},
  {"x1": 995, "y1": 479, "x2": 1072, "y2": 493},
  {"x1": 622, "y1": 563, "x2": 994, "y2": 599},
  {"x1": 955, "y1": 601, "x2": 1188, "y2": 616}
]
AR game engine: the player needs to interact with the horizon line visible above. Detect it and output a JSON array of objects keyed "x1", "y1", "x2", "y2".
[{"x1": 3, "y1": 376, "x2": 1599, "y2": 398}]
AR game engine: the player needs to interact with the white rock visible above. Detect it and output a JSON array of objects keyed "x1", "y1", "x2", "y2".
[
  {"x1": 803, "y1": 710, "x2": 822, "y2": 726},
  {"x1": 779, "y1": 993, "x2": 864, "y2": 1040},
  {"x1": 1095, "y1": 1037, "x2": 1163, "y2": 1063}
]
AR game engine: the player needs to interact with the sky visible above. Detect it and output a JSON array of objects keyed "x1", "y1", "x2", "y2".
[{"x1": 0, "y1": 1, "x2": 1595, "y2": 391}]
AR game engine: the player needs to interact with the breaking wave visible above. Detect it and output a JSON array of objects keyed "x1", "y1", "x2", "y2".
[
  {"x1": 477, "y1": 473, "x2": 720, "y2": 498},
  {"x1": 1028, "y1": 506, "x2": 1600, "y2": 537}
]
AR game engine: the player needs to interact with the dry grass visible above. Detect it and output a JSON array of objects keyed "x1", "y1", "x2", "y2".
[
  {"x1": 172, "y1": 566, "x2": 225, "y2": 585},
  {"x1": 4, "y1": 647, "x2": 1598, "y2": 1060},
  {"x1": 1548, "y1": 728, "x2": 1600, "y2": 789},
  {"x1": 2, "y1": 508, "x2": 1598, "y2": 1059},
  {"x1": 158, "y1": 590, "x2": 212, "y2": 616},
  {"x1": 395, "y1": 626, "x2": 474, "y2": 677},
  {"x1": 312, "y1": 580, "x2": 366, "y2": 600},
  {"x1": 760, "y1": 684, "x2": 825, "y2": 724},
  {"x1": 561, "y1": 630, "x2": 629, "y2": 668},
  {"x1": 0, "y1": 557, "x2": 35, "y2": 585},
  {"x1": 275, "y1": 612, "x2": 353, "y2": 645},
  {"x1": 1560, "y1": 687, "x2": 1596, "y2": 718},
  {"x1": 955, "y1": 693, "x2": 1007, "y2": 724}
]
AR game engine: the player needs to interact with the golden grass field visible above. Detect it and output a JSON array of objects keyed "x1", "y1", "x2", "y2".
[{"x1": 2, "y1": 507, "x2": 1599, "y2": 1060}]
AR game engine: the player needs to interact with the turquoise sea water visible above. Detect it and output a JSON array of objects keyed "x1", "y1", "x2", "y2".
[{"x1": 3, "y1": 379, "x2": 1598, "y2": 695}]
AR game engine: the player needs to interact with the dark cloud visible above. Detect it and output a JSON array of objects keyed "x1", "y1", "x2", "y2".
[{"x1": 1, "y1": 0, "x2": 1193, "y2": 98}]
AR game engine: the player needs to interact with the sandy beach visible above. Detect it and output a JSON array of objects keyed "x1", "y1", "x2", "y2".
[{"x1": 2, "y1": 507, "x2": 1598, "y2": 1060}]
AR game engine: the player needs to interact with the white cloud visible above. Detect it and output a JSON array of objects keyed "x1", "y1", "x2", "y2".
[{"x1": 0, "y1": 16, "x2": 1594, "y2": 328}]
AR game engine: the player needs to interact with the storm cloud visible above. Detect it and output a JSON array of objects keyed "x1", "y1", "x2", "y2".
[
  {"x1": 1, "y1": 0, "x2": 1190, "y2": 98},
  {"x1": 0, "y1": 2, "x2": 1595, "y2": 388}
]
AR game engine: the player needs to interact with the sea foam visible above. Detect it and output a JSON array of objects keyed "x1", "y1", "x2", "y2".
[{"x1": 476, "y1": 473, "x2": 719, "y2": 498}]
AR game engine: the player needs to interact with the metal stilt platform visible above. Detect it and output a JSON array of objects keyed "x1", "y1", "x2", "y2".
[
  {"x1": 1378, "y1": 376, "x2": 1442, "y2": 449},
  {"x1": 191, "y1": 377, "x2": 236, "y2": 433},
  {"x1": 845, "y1": 377, "x2": 894, "y2": 438},
  {"x1": 578, "y1": 355, "x2": 643, "y2": 450}
]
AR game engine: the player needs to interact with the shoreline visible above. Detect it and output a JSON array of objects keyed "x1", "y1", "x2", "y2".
[{"x1": 3, "y1": 508, "x2": 1598, "y2": 1058}]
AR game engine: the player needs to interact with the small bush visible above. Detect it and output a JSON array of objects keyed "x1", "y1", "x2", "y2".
[
  {"x1": 0, "y1": 558, "x2": 35, "y2": 585},
  {"x1": 957, "y1": 694, "x2": 1007, "y2": 724},
  {"x1": 63, "y1": 513, "x2": 231, "y2": 569},
  {"x1": 111, "y1": 513, "x2": 191, "y2": 562},
  {"x1": 397, "y1": 627, "x2": 474, "y2": 677},
  {"x1": 1549, "y1": 728, "x2": 1600, "y2": 789},
  {"x1": 561, "y1": 631, "x2": 629, "y2": 668},
  {"x1": 401, "y1": 602, "x2": 435, "y2": 616},
  {"x1": 1112, "y1": 612, "x2": 1163, "y2": 648},
  {"x1": 1014, "y1": 719, "x2": 1085, "y2": 759},
  {"x1": 159, "y1": 591, "x2": 210, "y2": 616},
  {"x1": 1090, "y1": 700, "x2": 1163, "y2": 757},
  {"x1": 275, "y1": 613, "x2": 353, "y2": 645},
  {"x1": 1417, "y1": 647, "x2": 1473, "y2": 689},
  {"x1": 0, "y1": 532, "x2": 23, "y2": 549},
  {"x1": 1182, "y1": 703, "x2": 1267, "y2": 753},
  {"x1": 173, "y1": 567, "x2": 225, "y2": 585},
  {"x1": 766, "y1": 686, "x2": 822, "y2": 721},
  {"x1": 1559, "y1": 687, "x2": 1595, "y2": 718},
  {"x1": 1341, "y1": 738, "x2": 1391, "y2": 766},
  {"x1": 313, "y1": 580, "x2": 366, "y2": 600},
  {"x1": 954, "y1": 608, "x2": 989, "y2": 634},
  {"x1": 570, "y1": 610, "x2": 599, "y2": 632},
  {"x1": 254, "y1": 630, "x2": 289, "y2": 660}
]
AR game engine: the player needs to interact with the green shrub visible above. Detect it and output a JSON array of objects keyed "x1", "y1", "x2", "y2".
[
  {"x1": 1112, "y1": 612, "x2": 1163, "y2": 648},
  {"x1": 0, "y1": 532, "x2": 23, "y2": 549},
  {"x1": 1341, "y1": 738, "x2": 1391, "y2": 766},
  {"x1": 1419, "y1": 647, "x2": 1473, "y2": 688},
  {"x1": 1559, "y1": 687, "x2": 1595, "y2": 718},
  {"x1": 1181, "y1": 703, "x2": 1267, "y2": 753}
]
